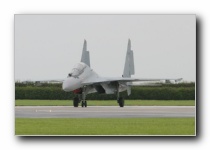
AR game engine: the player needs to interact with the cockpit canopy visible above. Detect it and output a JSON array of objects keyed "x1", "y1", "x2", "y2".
[{"x1": 68, "y1": 62, "x2": 87, "y2": 78}]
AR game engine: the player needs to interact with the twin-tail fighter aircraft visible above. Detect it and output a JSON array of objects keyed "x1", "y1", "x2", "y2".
[{"x1": 62, "y1": 39, "x2": 182, "y2": 107}]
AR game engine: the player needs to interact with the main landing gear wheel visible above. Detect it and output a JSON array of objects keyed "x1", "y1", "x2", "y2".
[
  {"x1": 118, "y1": 97, "x2": 124, "y2": 107},
  {"x1": 73, "y1": 97, "x2": 79, "y2": 107},
  {"x1": 81, "y1": 101, "x2": 87, "y2": 107}
]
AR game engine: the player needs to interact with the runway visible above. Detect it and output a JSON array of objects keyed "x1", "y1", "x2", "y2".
[{"x1": 15, "y1": 106, "x2": 195, "y2": 118}]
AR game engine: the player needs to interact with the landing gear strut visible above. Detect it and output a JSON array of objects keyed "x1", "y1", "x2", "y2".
[
  {"x1": 73, "y1": 86, "x2": 87, "y2": 108},
  {"x1": 73, "y1": 96, "x2": 87, "y2": 107},
  {"x1": 81, "y1": 100, "x2": 87, "y2": 107}
]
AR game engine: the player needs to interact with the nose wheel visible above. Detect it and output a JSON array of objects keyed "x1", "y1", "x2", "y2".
[
  {"x1": 73, "y1": 97, "x2": 87, "y2": 107},
  {"x1": 81, "y1": 100, "x2": 87, "y2": 107},
  {"x1": 73, "y1": 87, "x2": 88, "y2": 108}
]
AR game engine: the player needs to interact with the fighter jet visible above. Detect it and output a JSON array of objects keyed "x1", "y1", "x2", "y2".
[{"x1": 62, "y1": 39, "x2": 182, "y2": 107}]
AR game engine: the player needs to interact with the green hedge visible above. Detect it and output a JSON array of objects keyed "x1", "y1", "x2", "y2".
[{"x1": 15, "y1": 85, "x2": 195, "y2": 100}]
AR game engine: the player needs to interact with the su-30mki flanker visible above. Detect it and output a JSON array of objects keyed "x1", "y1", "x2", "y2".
[{"x1": 62, "y1": 39, "x2": 182, "y2": 107}]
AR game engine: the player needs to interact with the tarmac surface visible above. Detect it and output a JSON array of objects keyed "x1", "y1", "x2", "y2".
[{"x1": 15, "y1": 106, "x2": 195, "y2": 118}]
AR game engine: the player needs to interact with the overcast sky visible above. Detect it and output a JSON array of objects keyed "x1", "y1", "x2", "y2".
[{"x1": 15, "y1": 15, "x2": 196, "y2": 82}]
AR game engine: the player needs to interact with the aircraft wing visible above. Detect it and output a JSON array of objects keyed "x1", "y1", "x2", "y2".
[{"x1": 82, "y1": 77, "x2": 182, "y2": 86}]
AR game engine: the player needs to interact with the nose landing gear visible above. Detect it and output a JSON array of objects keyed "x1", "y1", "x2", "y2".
[
  {"x1": 73, "y1": 96, "x2": 87, "y2": 107},
  {"x1": 73, "y1": 86, "x2": 87, "y2": 107},
  {"x1": 81, "y1": 100, "x2": 87, "y2": 107}
]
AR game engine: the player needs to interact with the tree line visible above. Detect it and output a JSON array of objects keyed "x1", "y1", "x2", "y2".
[{"x1": 15, "y1": 82, "x2": 195, "y2": 100}]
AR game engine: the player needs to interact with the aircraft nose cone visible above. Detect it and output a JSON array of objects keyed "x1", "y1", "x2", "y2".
[
  {"x1": 62, "y1": 80, "x2": 69, "y2": 92},
  {"x1": 62, "y1": 77, "x2": 81, "y2": 92}
]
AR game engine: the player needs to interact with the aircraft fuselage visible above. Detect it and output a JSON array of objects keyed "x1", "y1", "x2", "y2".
[{"x1": 62, "y1": 62, "x2": 98, "y2": 92}]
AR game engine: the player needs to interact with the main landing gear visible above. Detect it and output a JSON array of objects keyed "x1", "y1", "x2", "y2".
[
  {"x1": 117, "y1": 97, "x2": 124, "y2": 107},
  {"x1": 73, "y1": 85, "x2": 125, "y2": 107},
  {"x1": 116, "y1": 84, "x2": 124, "y2": 107}
]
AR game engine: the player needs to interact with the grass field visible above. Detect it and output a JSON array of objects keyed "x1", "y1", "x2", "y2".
[
  {"x1": 15, "y1": 118, "x2": 195, "y2": 135},
  {"x1": 15, "y1": 100, "x2": 195, "y2": 135},
  {"x1": 15, "y1": 100, "x2": 195, "y2": 106}
]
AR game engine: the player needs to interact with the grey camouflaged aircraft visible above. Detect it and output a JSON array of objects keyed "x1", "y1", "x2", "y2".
[{"x1": 62, "y1": 39, "x2": 182, "y2": 107}]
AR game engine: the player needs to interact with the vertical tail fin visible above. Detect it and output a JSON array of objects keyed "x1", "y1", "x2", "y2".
[
  {"x1": 123, "y1": 39, "x2": 134, "y2": 96},
  {"x1": 123, "y1": 39, "x2": 135, "y2": 78},
  {"x1": 81, "y1": 39, "x2": 90, "y2": 67}
]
